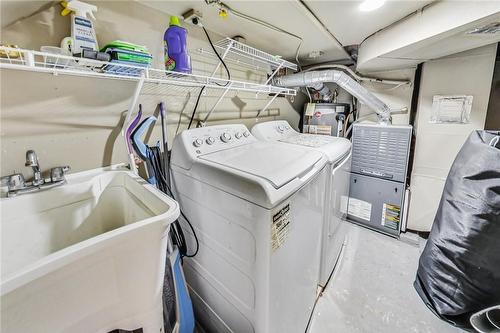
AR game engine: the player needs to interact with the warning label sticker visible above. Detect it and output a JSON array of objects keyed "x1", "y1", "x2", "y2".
[
  {"x1": 272, "y1": 203, "x2": 291, "y2": 252},
  {"x1": 307, "y1": 125, "x2": 332, "y2": 136},
  {"x1": 381, "y1": 203, "x2": 401, "y2": 230},
  {"x1": 347, "y1": 198, "x2": 372, "y2": 221}
]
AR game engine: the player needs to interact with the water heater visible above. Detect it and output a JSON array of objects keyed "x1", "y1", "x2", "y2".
[{"x1": 302, "y1": 103, "x2": 350, "y2": 137}]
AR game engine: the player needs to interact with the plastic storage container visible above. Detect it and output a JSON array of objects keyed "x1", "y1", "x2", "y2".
[{"x1": 1, "y1": 167, "x2": 180, "y2": 333}]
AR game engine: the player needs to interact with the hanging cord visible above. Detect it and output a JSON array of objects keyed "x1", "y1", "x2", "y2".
[
  {"x1": 304, "y1": 87, "x2": 312, "y2": 103},
  {"x1": 187, "y1": 25, "x2": 232, "y2": 130},
  {"x1": 202, "y1": 26, "x2": 231, "y2": 84},
  {"x1": 148, "y1": 146, "x2": 200, "y2": 258},
  {"x1": 205, "y1": 0, "x2": 304, "y2": 70},
  {"x1": 188, "y1": 86, "x2": 205, "y2": 129},
  {"x1": 175, "y1": 108, "x2": 184, "y2": 136}
]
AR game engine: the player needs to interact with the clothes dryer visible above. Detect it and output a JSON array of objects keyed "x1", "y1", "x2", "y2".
[
  {"x1": 170, "y1": 124, "x2": 328, "y2": 333},
  {"x1": 252, "y1": 120, "x2": 351, "y2": 287}
]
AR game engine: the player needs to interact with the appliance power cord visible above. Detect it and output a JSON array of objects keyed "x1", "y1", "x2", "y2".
[{"x1": 188, "y1": 25, "x2": 232, "y2": 129}]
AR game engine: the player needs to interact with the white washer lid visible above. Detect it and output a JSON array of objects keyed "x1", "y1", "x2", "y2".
[
  {"x1": 199, "y1": 141, "x2": 323, "y2": 188},
  {"x1": 280, "y1": 134, "x2": 351, "y2": 163}
]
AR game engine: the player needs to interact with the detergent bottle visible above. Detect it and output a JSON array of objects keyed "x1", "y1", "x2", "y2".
[{"x1": 164, "y1": 16, "x2": 192, "y2": 73}]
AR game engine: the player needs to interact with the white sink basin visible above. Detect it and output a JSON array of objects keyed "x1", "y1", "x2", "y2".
[{"x1": 0, "y1": 166, "x2": 180, "y2": 333}]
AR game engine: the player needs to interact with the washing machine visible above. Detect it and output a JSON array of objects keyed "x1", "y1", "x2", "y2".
[
  {"x1": 170, "y1": 124, "x2": 328, "y2": 333},
  {"x1": 252, "y1": 120, "x2": 352, "y2": 288}
]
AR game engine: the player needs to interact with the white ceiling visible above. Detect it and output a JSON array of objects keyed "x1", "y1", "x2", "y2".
[
  {"x1": 139, "y1": 0, "x2": 434, "y2": 63},
  {"x1": 304, "y1": 0, "x2": 434, "y2": 46},
  {"x1": 140, "y1": 0, "x2": 351, "y2": 64},
  {"x1": 2, "y1": 0, "x2": 434, "y2": 64}
]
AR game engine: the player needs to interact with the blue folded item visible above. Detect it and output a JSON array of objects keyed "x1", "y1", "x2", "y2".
[
  {"x1": 103, "y1": 59, "x2": 149, "y2": 77},
  {"x1": 101, "y1": 46, "x2": 152, "y2": 77}
]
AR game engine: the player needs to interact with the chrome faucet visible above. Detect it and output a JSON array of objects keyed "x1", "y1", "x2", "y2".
[
  {"x1": 1, "y1": 150, "x2": 70, "y2": 197},
  {"x1": 25, "y1": 150, "x2": 44, "y2": 186}
]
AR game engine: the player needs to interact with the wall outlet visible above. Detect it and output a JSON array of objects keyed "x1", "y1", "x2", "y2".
[{"x1": 182, "y1": 9, "x2": 203, "y2": 26}]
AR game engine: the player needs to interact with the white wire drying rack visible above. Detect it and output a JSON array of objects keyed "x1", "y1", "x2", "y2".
[
  {"x1": 196, "y1": 37, "x2": 297, "y2": 72},
  {"x1": 0, "y1": 41, "x2": 297, "y2": 168},
  {"x1": 0, "y1": 46, "x2": 295, "y2": 95},
  {"x1": 195, "y1": 37, "x2": 298, "y2": 125}
]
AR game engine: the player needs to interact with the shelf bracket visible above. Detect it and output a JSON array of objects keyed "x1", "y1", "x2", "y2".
[
  {"x1": 264, "y1": 60, "x2": 284, "y2": 86},
  {"x1": 25, "y1": 50, "x2": 35, "y2": 67},
  {"x1": 201, "y1": 83, "x2": 233, "y2": 126},
  {"x1": 196, "y1": 41, "x2": 236, "y2": 128},
  {"x1": 257, "y1": 93, "x2": 280, "y2": 118}
]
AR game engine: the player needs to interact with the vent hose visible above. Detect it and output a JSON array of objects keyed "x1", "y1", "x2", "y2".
[{"x1": 273, "y1": 70, "x2": 392, "y2": 124}]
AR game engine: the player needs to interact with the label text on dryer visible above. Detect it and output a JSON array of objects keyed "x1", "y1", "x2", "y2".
[{"x1": 272, "y1": 203, "x2": 291, "y2": 252}]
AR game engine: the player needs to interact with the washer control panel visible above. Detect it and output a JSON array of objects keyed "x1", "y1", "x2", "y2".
[
  {"x1": 183, "y1": 124, "x2": 255, "y2": 156},
  {"x1": 251, "y1": 120, "x2": 298, "y2": 141},
  {"x1": 281, "y1": 134, "x2": 333, "y2": 147}
]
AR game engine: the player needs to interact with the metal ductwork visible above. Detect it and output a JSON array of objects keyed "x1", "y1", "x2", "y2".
[{"x1": 273, "y1": 70, "x2": 392, "y2": 124}]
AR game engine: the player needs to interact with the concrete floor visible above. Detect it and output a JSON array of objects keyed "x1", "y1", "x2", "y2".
[{"x1": 308, "y1": 222, "x2": 462, "y2": 333}]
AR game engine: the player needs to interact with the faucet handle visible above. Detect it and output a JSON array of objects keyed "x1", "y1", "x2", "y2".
[
  {"x1": 1, "y1": 173, "x2": 26, "y2": 191},
  {"x1": 25, "y1": 150, "x2": 39, "y2": 167},
  {"x1": 50, "y1": 166, "x2": 70, "y2": 182}
]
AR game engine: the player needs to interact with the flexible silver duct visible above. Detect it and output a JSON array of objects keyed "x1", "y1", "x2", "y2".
[{"x1": 273, "y1": 70, "x2": 392, "y2": 123}]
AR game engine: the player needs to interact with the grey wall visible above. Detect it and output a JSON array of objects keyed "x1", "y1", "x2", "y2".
[
  {"x1": 407, "y1": 44, "x2": 497, "y2": 231},
  {"x1": 0, "y1": 0, "x2": 300, "y2": 177}
]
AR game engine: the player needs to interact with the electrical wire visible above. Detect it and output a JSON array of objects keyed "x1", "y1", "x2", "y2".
[
  {"x1": 148, "y1": 146, "x2": 199, "y2": 258},
  {"x1": 304, "y1": 87, "x2": 312, "y2": 103},
  {"x1": 206, "y1": 0, "x2": 304, "y2": 70},
  {"x1": 175, "y1": 109, "x2": 184, "y2": 136},
  {"x1": 295, "y1": 0, "x2": 352, "y2": 64},
  {"x1": 187, "y1": 25, "x2": 232, "y2": 129},
  {"x1": 188, "y1": 86, "x2": 205, "y2": 129},
  {"x1": 295, "y1": 39, "x2": 303, "y2": 72},
  {"x1": 202, "y1": 26, "x2": 231, "y2": 84}
]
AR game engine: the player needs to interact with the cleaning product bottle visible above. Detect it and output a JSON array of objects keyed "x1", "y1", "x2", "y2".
[
  {"x1": 60, "y1": 0, "x2": 98, "y2": 55},
  {"x1": 164, "y1": 16, "x2": 191, "y2": 73}
]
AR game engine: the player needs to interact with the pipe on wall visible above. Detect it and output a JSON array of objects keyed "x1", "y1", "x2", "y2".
[{"x1": 274, "y1": 70, "x2": 392, "y2": 123}]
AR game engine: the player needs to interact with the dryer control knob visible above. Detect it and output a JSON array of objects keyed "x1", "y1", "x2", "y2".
[
  {"x1": 206, "y1": 137, "x2": 216, "y2": 145},
  {"x1": 220, "y1": 132, "x2": 231, "y2": 143},
  {"x1": 277, "y1": 125, "x2": 285, "y2": 133},
  {"x1": 193, "y1": 139, "x2": 203, "y2": 147},
  {"x1": 243, "y1": 131, "x2": 250, "y2": 137},
  {"x1": 235, "y1": 132, "x2": 242, "y2": 139}
]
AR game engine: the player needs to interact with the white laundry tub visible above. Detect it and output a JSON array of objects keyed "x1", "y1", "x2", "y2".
[{"x1": 0, "y1": 166, "x2": 180, "y2": 333}]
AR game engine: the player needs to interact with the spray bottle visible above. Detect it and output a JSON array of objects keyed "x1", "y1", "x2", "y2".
[{"x1": 60, "y1": 0, "x2": 98, "y2": 55}]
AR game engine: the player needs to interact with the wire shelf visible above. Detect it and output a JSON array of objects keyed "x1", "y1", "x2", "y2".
[
  {"x1": 1, "y1": 44, "x2": 296, "y2": 170},
  {"x1": 211, "y1": 37, "x2": 297, "y2": 71},
  {"x1": 0, "y1": 46, "x2": 296, "y2": 96}
]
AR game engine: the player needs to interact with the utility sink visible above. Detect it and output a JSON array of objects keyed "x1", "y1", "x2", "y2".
[{"x1": 0, "y1": 166, "x2": 180, "y2": 333}]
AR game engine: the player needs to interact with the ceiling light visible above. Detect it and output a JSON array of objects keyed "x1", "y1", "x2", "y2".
[{"x1": 359, "y1": 0, "x2": 386, "y2": 12}]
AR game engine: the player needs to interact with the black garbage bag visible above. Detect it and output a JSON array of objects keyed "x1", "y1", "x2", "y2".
[{"x1": 414, "y1": 130, "x2": 500, "y2": 330}]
